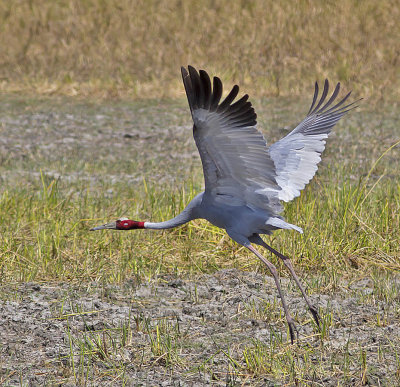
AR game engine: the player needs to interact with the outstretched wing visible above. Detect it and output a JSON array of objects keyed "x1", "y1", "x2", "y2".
[
  {"x1": 269, "y1": 80, "x2": 359, "y2": 202},
  {"x1": 181, "y1": 66, "x2": 281, "y2": 212}
]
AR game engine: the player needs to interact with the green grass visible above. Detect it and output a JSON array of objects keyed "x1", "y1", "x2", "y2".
[
  {"x1": 0, "y1": 96, "x2": 399, "y2": 282},
  {"x1": 0, "y1": 152, "x2": 398, "y2": 283}
]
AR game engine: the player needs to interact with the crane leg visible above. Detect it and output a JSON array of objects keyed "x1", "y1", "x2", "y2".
[
  {"x1": 247, "y1": 244, "x2": 298, "y2": 344},
  {"x1": 252, "y1": 237, "x2": 320, "y2": 329}
]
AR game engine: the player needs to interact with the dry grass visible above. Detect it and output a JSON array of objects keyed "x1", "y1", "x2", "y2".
[{"x1": 0, "y1": 0, "x2": 399, "y2": 99}]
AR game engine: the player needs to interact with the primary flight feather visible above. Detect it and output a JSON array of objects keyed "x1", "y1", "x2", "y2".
[{"x1": 91, "y1": 66, "x2": 358, "y2": 343}]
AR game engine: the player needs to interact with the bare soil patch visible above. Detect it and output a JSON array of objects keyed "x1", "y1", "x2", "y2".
[{"x1": 1, "y1": 269, "x2": 399, "y2": 385}]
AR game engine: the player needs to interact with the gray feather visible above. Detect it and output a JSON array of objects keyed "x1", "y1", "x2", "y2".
[
  {"x1": 182, "y1": 66, "x2": 282, "y2": 214},
  {"x1": 182, "y1": 67, "x2": 357, "y2": 216},
  {"x1": 269, "y1": 80, "x2": 357, "y2": 202}
]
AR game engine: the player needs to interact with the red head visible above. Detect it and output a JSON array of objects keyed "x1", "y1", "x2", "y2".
[
  {"x1": 90, "y1": 217, "x2": 145, "y2": 231},
  {"x1": 116, "y1": 219, "x2": 145, "y2": 230}
]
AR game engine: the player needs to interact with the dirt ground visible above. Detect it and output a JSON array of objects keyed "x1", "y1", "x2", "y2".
[{"x1": 1, "y1": 269, "x2": 400, "y2": 386}]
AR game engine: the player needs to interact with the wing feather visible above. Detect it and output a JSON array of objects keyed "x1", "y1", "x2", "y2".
[
  {"x1": 210, "y1": 77, "x2": 223, "y2": 111},
  {"x1": 217, "y1": 85, "x2": 240, "y2": 113},
  {"x1": 181, "y1": 66, "x2": 358, "y2": 212},
  {"x1": 181, "y1": 66, "x2": 281, "y2": 212},
  {"x1": 269, "y1": 81, "x2": 360, "y2": 202}
]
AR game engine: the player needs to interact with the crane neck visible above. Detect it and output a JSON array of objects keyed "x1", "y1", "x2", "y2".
[
  {"x1": 144, "y1": 192, "x2": 203, "y2": 230},
  {"x1": 144, "y1": 211, "x2": 193, "y2": 230}
]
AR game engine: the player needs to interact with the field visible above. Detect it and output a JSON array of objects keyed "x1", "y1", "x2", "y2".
[
  {"x1": 0, "y1": 94, "x2": 399, "y2": 385},
  {"x1": 0, "y1": 0, "x2": 399, "y2": 99},
  {"x1": 0, "y1": 0, "x2": 400, "y2": 385}
]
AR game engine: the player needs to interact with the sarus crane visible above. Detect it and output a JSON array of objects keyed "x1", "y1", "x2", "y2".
[{"x1": 91, "y1": 66, "x2": 358, "y2": 343}]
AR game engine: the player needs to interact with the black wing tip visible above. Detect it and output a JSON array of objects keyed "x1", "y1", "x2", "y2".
[
  {"x1": 181, "y1": 66, "x2": 191, "y2": 81},
  {"x1": 308, "y1": 79, "x2": 360, "y2": 117},
  {"x1": 181, "y1": 65, "x2": 257, "y2": 127}
]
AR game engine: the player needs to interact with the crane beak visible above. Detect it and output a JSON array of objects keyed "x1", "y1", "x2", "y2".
[{"x1": 90, "y1": 221, "x2": 117, "y2": 231}]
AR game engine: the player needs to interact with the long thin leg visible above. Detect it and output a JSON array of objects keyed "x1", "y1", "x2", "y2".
[
  {"x1": 247, "y1": 245, "x2": 298, "y2": 344},
  {"x1": 255, "y1": 238, "x2": 320, "y2": 328}
]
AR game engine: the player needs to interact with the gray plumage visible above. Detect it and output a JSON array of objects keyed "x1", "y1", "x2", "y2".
[
  {"x1": 269, "y1": 80, "x2": 357, "y2": 202},
  {"x1": 181, "y1": 66, "x2": 357, "y2": 238},
  {"x1": 91, "y1": 66, "x2": 359, "y2": 343}
]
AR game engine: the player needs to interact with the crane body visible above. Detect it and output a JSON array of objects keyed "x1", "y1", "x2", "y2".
[{"x1": 91, "y1": 66, "x2": 359, "y2": 343}]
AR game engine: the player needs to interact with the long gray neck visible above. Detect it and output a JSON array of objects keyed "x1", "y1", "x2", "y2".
[
  {"x1": 144, "y1": 192, "x2": 203, "y2": 230},
  {"x1": 144, "y1": 211, "x2": 193, "y2": 229}
]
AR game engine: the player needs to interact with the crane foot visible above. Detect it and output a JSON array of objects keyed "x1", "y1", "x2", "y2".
[
  {"x1": 309, "y1": 305, "x2": 321, "y2": 330},
  {"x1": 287, "y1": 318, "x2": 299, "y2": 344}
]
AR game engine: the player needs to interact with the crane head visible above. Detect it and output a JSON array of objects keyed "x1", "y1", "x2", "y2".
[{"x1": 90, "y1": 217, "x2": 145, "y2": 231}]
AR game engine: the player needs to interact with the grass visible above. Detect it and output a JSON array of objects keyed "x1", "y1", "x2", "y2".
[
  {"x1": 0, "y1": 95, "x2": 399, "y2": 282},
  {"x1": 0, "y1": 141, "x2": 399, "y2": 283},
  {"x1": 0, "y1": 0, "x2": 399, "y2": 100},
  {"x1": 1, "y1": 2, "x2": 399, "y2": 381},
  {"x1": 0, "y1": 93, "x2": 399, "y2": 385}
]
